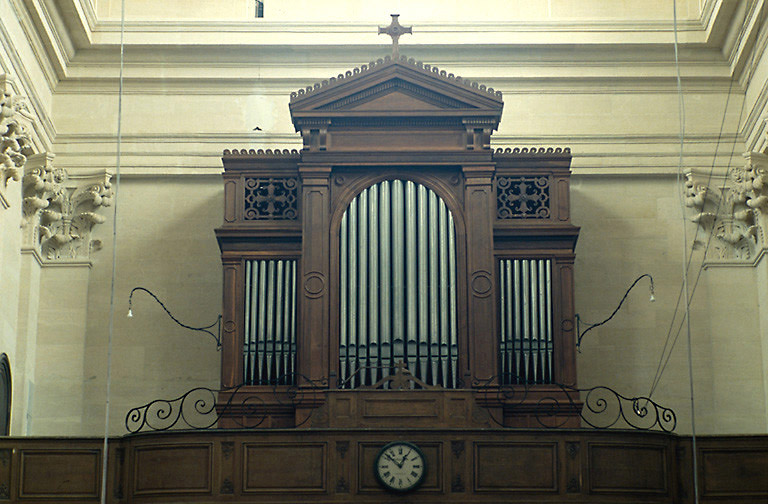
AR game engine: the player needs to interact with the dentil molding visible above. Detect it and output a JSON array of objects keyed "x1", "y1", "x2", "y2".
[{"x1": 685, "y1": 151, "x2": 768, "y2": 266}]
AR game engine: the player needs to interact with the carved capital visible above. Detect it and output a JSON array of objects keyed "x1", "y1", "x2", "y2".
[
  {"x1": 21, "y1": 157, "x2": 113, "y2": 262},
  {"x1": 0, "y1": 75, "x2": 34, "y2": 207},
  {"x1": 684, "y1": 152, "x2": 768, "y2": 264}
]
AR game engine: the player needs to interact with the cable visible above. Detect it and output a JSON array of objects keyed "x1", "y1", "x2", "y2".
[
  {"x1": 648, "y1": 87, "x2": 747, "y2": 399},
  {"x1": 647, "y1": 71, "x2": 736, "y2": 399},
  {"x1": 671, "y1": 2, "x2": 699, "y2": 503},
  {"x1": 575, "y1": 274, "x2": 654, "y2": 351},
  {"x1": 648, "y1": 8, "x2": 758, "y2": 398},
  {"x1": 100, "y1": 0, "x2": 125, "y2": 501},
  {"x1": 127, "y1": 287, "x2": 222, "y2": 347}
]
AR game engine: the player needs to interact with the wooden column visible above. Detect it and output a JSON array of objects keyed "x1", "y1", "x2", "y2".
[
  {"x1": 462, "y1": 165, "x2": 498, "y2": 385},
  {"x1": 220, "y1": 257, "x2": 243, "y2": 388},
  {"x1": 298, "y1": 164, "x2": 331, "y2": 387},
  {"x1": 554, "y1": 256, "x2": 577, "y2": 386}
]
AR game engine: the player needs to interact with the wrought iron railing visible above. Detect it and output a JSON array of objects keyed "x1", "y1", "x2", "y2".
[{"x1": 125, "y1": 366, "x2": 675, "y2": 434}]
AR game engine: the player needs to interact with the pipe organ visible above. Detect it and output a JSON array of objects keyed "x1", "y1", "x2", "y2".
[
  {"x1": 216, "y1": 55, "x2": 580, "y2": 428},
  {"x1": 339, "y1": 180, "x2": 459, "y2": 388}
]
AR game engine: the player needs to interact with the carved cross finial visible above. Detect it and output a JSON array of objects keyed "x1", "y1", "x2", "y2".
[{"x1": 378, "y1": 14, "x2": 412, "y2": 59}]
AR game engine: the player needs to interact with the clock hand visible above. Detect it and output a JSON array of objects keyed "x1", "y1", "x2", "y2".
[
  {"x1": 399, "y1": 448, "x2": 412, "y2": 467},
  {"x1": 384, "y1": 453, "x2": 402, "y2": 468}
]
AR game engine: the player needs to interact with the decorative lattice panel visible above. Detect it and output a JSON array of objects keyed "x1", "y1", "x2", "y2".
[
  {"x1": 244, "y1": 178, "x2": 298, "y2": 220},
  {"x1": 496, "y1": 176, "x2": 551, "y2": 219}
]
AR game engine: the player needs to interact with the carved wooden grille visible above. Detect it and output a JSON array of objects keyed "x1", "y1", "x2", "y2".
[
  {"x1": 244, "y1": 177, "x2": 298, "y2": 220},
  {"x1": 496, "y1": 176, "x2": 550, "y2": 219}
]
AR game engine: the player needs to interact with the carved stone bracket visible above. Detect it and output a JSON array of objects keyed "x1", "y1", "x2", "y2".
[
  {"x1": 21, "y1": 154, "x2": 112, "y2": 262},
  {"x1": 685, "y1": 152, "x2": 768, "y2": 265},
  {"x1": 0, "y1": 75, "x2": 34, "y2": 208}
]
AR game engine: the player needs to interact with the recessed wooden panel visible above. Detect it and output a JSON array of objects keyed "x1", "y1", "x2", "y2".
[
  {"x1": 331, "y1": 130, "x2": 465, "y2": 151},
  {"x1": 363, "y1": 398, "x2": 439, "y2": 418},
  {"x1": 133, "y1": 444, "x2": 212, "y2": 495},
  {"x1": 557, "y1": 178, "x2": 569, "y2": 221},
  {"x1": 474, "y1": 442, "x2": 558, "y2": 492},
  {"x1": 588, "y1": 443, "x2": 667, "y2": 494},
  {"x1": 224, "y1": 179, "x2": 237, "y2": 222},
  {"x1": 0, "y1": 448, "x2": 11, "y2": 501},
  {"x1": 701, "y1": 448, "x2": 768, "y2": 496},
  {"x1": 447, "y1": 397, "x2": 468, "y2": 422},
  {"x1": 243, "y1": 443, "x2": 326, "y2": 493},
  {"x1": 19, "y1": 450, "x2": 100, "y2": 498},
  {"x1": 359, "y1": 442, "x2": 441, "y2": 492}
]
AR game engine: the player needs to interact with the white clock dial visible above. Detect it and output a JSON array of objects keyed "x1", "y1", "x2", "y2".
[{"x1": 374, "y1": 442, "x2": 426, "y2": 492}]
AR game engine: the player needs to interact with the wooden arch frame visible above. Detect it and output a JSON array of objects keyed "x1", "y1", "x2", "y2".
[{"x1": 327, "y1": 168, "x2": 470, "y2": 387}]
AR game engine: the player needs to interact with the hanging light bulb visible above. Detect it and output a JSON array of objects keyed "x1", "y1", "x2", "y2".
[
  {"x1": 127, "y1": 308, "x2": 133, "y2": 318},
  {"x1": 649, "y1": 281, "x2": 656, "y2": 302}
]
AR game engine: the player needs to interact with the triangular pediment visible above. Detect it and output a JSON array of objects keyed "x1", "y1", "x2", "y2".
[
  {"x1": 316, "y1": 78, "x2": 476, "y2": 112},
  {"x1": 289, "y1": 57, "x2": 503, "y2": 119}
]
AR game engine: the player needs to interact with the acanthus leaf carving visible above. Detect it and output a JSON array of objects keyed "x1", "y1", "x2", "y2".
[
  {"x1": 685, "y1": 152, "x2": 768, "y2": 264},
  {"x1": 21, "y1": 152, "x2": 112, "y2": 262},
  {"x1": 1, "y1": 75, "x2": 34, "y2": 208}
]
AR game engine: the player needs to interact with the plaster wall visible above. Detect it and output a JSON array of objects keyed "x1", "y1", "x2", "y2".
[
  {"x1": 79, "y1": 176, "x2": 222, "y2": 434},
  {"x1": 2, "y1": 0, "x2": 767, "y2": 437},
  {"x1": 0, "y1": 181, "x2": 21, "y2": 418}
]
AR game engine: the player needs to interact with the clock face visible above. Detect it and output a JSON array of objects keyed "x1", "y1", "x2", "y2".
[{"x1": 374, "y1": 441, "x2": 427, "y2": 492}]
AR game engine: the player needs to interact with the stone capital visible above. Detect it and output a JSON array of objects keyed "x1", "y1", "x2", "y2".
[
  {"x1": 21, "y1": 155, "x2": 113, "y2": 262},
  {"x1": 684, "y1": 152, "x2": 768, "y2": 265},
  {"x1": 1, "y1": 74, "x2": 34, "y2": 208}
]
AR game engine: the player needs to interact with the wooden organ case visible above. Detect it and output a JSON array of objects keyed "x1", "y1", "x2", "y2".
[{"x1": 215, "y1": 55, "x2": 580, "y2": 429}]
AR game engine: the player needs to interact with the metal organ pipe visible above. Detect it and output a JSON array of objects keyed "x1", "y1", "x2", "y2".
[
  {"x1": 243, "y1": 259, "x2": 297, "y2": 385},
  {"x1": 498, "y1": 258, "x2": 554, "y2": 384},
  {"x1": 339, "y1": 180, "x2": 459, "y2": 388}
]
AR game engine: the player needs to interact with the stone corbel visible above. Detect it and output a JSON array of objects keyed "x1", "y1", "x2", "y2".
[
  {"x1": 685, "y1": 153, "x2": 768, "y2": 265},
  {"x1": 0, "y1": 74, "x2": 34, "y2": 208},
  {"x1": 21, "y1": 155, "x2": 113, "y2": 262}
]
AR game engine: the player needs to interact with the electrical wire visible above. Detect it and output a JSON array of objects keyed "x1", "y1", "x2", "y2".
[
  {"x1": 100, "y1": 0, "x2": 125, "y2": 501},
  {"x1": 575, "y1": 274, "x2": 654, "y2": 351}
]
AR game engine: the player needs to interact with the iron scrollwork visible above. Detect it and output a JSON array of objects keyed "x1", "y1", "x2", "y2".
[
  {"x1": 125, "y1": 373, "x2": 324, "y2": 433},
  {"x1": 477, "y1": 377, "x2": 677, "y2": 432}
]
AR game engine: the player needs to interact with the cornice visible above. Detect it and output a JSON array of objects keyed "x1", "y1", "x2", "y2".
[
  {"x1": 0, "y1": 3, "x2": 57, "y2": 149},
  {"x1": 21, "y1": 0, "x2": 76, "y2": 77},
  {"x1": 51, "y1": 75, "x2": 737, "y2": 97},
  {"x1": 11, "y1": 0, "x2": 752, "y2": 91},
  {"x1": 726, "y1": 0, "x2": 767, "y2": 80},
  {"x1": 9, "y1": 0, "x2": 68, "y2": 82}
]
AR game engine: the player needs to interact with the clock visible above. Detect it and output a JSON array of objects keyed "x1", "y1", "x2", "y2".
[{"x1": 374, "y1": 441, "x2": 427, "y2": 492}]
